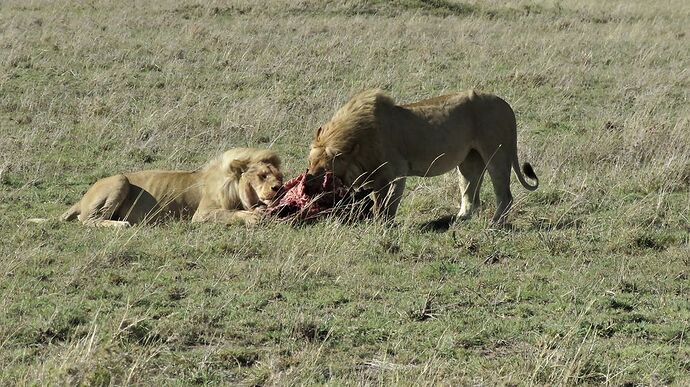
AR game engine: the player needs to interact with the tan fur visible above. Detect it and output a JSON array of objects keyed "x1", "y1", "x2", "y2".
[
  {"x1": 60, "y1": 148, "x2": 283, "y2": 227},
  {"x1": 308, "y1": 89, "x2": 539, "y2": 224}
]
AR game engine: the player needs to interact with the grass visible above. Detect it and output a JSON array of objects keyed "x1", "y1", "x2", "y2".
[{"x1": 1, "y1": 0, "x2": 689, "y2": 384}]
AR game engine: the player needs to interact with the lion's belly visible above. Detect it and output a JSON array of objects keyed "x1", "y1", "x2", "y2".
[
  {"x1": 407, "y1": 150, "x2": 468, "y2": 177},
  {"x1": 397, "y1": 105, "x2": 475, "y2": 177},
  {"x1": 402, "y1": 129, "x2": 473, "y2": 177}
]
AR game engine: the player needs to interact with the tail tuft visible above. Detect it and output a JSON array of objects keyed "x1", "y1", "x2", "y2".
[
  {"x1": 520, "y1": 162, "x2": 539, "y2": 191},
  {"x1": 26, "y1": 218, "x2": 49, "y2": 224},
  {"x1": 522, "y1": 163, "x2": 537, "y2": 181}
]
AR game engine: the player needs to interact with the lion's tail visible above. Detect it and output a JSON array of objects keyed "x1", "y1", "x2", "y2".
[
  {"x1": 60, "y1": 202, "x2": 80, "y2": 221},
  {"x1": 25, "y1": 203, "x2": 79, "y2": 224},
  {"x1": 512, "y1": 154, "x2": 539, "y2": 191}
]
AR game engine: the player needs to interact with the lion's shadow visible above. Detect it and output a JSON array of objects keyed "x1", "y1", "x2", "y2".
[
  {"x1": 418, "y1": 215, "x2": 457, "y2": 233},
  {"x1": 418, "y1": 215, "x2": 515, "y2": 232}
]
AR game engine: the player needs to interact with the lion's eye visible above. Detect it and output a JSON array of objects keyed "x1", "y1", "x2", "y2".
[{"x1": 259, "y1": 174, "x2": 266, "y2": 180}]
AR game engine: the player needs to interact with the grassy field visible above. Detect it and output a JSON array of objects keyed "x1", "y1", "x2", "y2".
[{"x1": 1, "y1": 0, "x2": 689, "y2": 384}]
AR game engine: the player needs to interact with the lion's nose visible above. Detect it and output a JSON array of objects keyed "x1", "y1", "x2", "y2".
[
  {"x1": 307, "y1": 167, "x2": 325, "y2": 180},
  {"x1": 271, "y1": 185, "x2": 281, "y2": 192},
  {"x1": 307, "y1": 163, "x2": 324, "y2": 173}
]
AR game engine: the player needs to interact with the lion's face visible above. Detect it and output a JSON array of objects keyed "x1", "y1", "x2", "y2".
[
  {"x1": 308, "y1": 146, "x2": 352, "y2": 184},
  {"x1": 243, "y1": 162, "x2": 284, "y2": 204}
]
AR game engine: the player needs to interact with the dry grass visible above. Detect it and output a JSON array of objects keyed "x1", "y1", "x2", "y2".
[{"x1": 1, "y1": 0, "x2": 689, "y2": 384}]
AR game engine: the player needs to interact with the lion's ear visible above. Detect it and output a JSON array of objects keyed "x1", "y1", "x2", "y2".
[
  {"x1": 315, "y1": 126, "x2": 322, "y2": 139},
  {"x1": 229, "y1": 159, "x2": 249, "y2": 176}
]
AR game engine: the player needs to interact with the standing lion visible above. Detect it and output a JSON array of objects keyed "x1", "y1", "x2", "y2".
[
  {"x1": 307, "y1": 89, "x2": 539, "y2": 225},
  {"x1": 60, "y1": 148, "x2": 283, "y2": 227}
]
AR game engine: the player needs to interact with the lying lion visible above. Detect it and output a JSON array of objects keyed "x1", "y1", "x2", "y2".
[
  {"x1": 307, "y1": 89, "x2": 539, "y2": 225},
  {"x1": 60, "y1": 148, "x2": 283, "y2": 227}
]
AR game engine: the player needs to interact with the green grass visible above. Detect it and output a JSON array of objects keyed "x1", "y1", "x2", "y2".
[{"x1": 1, "y1": 0, "x2": 689, "y2": 384}]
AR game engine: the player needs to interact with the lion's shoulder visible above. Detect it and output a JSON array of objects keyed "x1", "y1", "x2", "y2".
[
  {"x1": 315, "y1": 90, "x2": 396, "y2": 149},
  {"x1": 401, "y1": 90, "x2": 482, "y2": 109},
  {"x1": 331, "y1": 89, "x2": 395, "y2": 121}
]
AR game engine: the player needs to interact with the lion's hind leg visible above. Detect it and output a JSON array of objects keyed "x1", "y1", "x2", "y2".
[
  {"x1": 480, "y1": 147, "x2": 513, "y2": 225},
  {"x1": 457, "y1": 149, "x2": 485, "y2": 220},
  {"x1": 78, "y1": 175, "x2": 131, "y2": 227}
]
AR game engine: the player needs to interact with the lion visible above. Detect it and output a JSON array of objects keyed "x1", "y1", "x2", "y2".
[
  {"x1": 59, "y1": 148, "x2": 283, "y2": 227},
  {"x1": 307, "y1": 89, "x2": 539, "y2": 225}
]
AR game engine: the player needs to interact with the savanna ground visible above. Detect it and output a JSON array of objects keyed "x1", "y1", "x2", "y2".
[{"x1": 1, "y1": 0, "x2": 689, "y2": 384}]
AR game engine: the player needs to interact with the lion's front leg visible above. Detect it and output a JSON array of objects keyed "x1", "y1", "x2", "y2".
[
  {"x1": 371, "y1": 177, "x2": 406, "y2": 221},
  {"x1": 192, "y1": 207, "x2": 264, "y2": 226}
]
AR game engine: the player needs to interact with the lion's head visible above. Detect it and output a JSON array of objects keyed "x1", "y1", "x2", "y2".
[
  {"x1": 307, "y1": 142, "x2": 359, "y2": 186},
  {"x1": 209, "y1": 148, "x2": 283, "y2": 209},
  {"x1": 308, "y1": 89, "x2": 394, "y2": 189},
  {"x1": 233, "y1": 159, "x2": 283, "y2": 204}
]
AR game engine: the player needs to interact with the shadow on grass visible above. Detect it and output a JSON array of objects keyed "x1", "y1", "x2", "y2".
[
  {"x1": 419, "y1": 215, "x2": 456, "y2": 233},
  {"x1": 418, "y1": 215, "x2": 518, "y2": 233}
]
